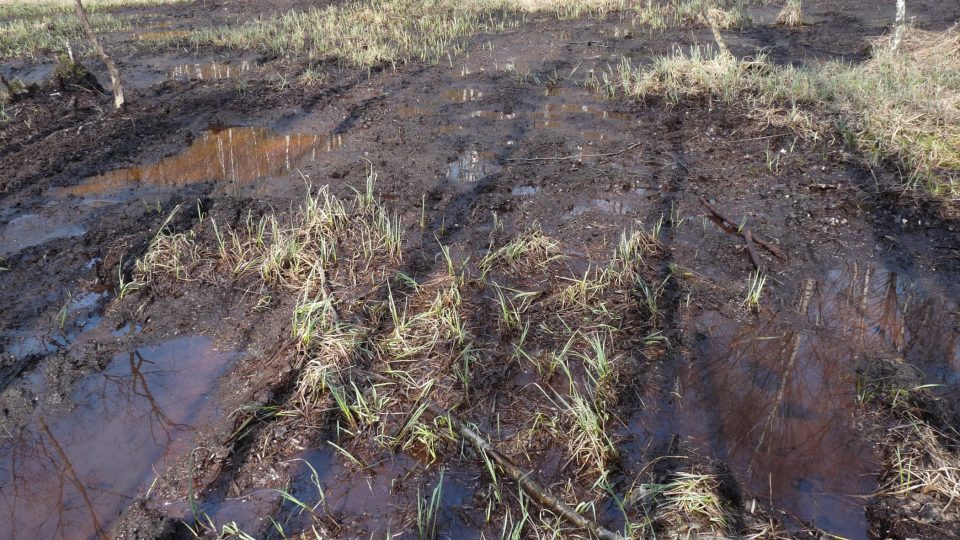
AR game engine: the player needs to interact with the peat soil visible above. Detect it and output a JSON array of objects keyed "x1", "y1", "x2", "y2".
[{"x1": 1, "y1": 1, "x2": 960, "y2": 539}]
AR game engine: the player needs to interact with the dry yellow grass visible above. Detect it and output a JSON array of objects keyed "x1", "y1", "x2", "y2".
[{"x1": 596, "y1": 24, "x2": 960, "y2": 198}]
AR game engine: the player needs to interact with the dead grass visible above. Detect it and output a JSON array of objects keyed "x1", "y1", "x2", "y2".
[
  {"x1": 594, "y1": 24, "x2": 960, "y2": 198},
  {"x1": 883, "y1": 418, "x2": 960, "y2": 507},
  {"x1": 657, "y1": 472, "x2": 733, "y2": 537},
  {"x1": 858, "y1": 357, "x2": 960, "y2": 524},
  {"x1": 775, "y1": 0, "x2": 802, "y2": 27},
  {"x1": 125, "y1": 165, "x2": 681, "y2": 536},
  {"x1": 180, "y1": 0, "x2": 757, "y2": 67}
]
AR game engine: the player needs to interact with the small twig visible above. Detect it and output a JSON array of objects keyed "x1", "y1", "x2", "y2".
[
  {"x1": 741, "y1": 229, "x2": 763, "y2": 269},
  {"x1": 699, "y1": 197, "x2": 785, "y2": 263},
  {"x1": 506, "y1": 142, "x2": 642, "y2": 162},
  {"x1": 427, "y1": 402, "x2": 625, "y2": 540}
]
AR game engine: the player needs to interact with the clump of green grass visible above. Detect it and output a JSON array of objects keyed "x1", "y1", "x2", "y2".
[
  {"x1": 479, "y1": 223, "x2": 562, "y2": 276},
  {"x1": 743, "y1": 269, "x2": 766, "y2": 311},
  {"x1": 595, "y1": 24, "x2": 960, "y2": 197}
]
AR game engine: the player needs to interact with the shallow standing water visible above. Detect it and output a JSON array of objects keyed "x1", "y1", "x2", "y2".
[
  {"x1": 632, "y1": 261, "x2": 960, "y2": 538},
  {"x1": 0, "y1": 336, "x2": 236, "y2": 539},
  {"x1": 59, "y1": 127, "x2": 344, "y2": 196}
]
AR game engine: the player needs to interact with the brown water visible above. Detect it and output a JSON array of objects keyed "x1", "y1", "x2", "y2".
[
  {"x1": 0, "y1": 336, "x2": 236, "y2": 540},
  {"x1": 58, "y1": 127, "x2": 344, "y2": 196},
  {"x1": 632, "y1": 261, "x2": 960, "y2": 538}
]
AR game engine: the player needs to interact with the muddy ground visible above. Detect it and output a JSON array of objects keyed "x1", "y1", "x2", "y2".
[{"x1": 2, "y1": 1, "x2": 960, "y2": 539}]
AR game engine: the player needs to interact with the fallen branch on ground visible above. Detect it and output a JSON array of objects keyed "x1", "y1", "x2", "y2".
[
  {"x1": 699, "y1": 197, "x2": 785, "y2": 269},
  {"x1": 426, "y1": 402, "x2": 626, "y2": 540}
]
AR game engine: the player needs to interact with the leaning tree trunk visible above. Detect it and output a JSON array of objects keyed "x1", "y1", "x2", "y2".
[
  {"x1": 73, "y1": 0, "x2": 125, "y2": 109},
  {"x1": 891, "y1": 0, "x2": 907, "y2": 52}
]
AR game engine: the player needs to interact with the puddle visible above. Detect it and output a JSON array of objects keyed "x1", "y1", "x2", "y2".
[
  {"x1": 569, "y1": 197, "x2": 643, "y2": 217},
  {"x1": 537, "y1": 102, "x2": 636, "y2": 123},
  {"x1": 468, "y1": 110, "x2": 519, "y2": 121},
  {"x1": 511, "y1": 185, "x2": 540, "y2": 197},
  {"x1": 0, "y1": 336, "x2": 236, "y2": 539},
  {"x1": 59, "y1": 127, "x2": 344, "y2": 196},
  {"x1": 0, "y1": 63, "x2": 54, "y2": 86},
  {"x1": 0, "y1": 213, "x2": 86, "y2": 256},
  {"x1": 271, "y1": 448, "x2": 480, "y2": 537},
  {"x1": 633, "y1": 262, "x2": 960, "y2": 538},
  {"x1": 446, "y1": 150, "x2": 499, "y2": 183},
  {"x1": 441, "y1": 88, "x2": 484, "y2": 103},
  {"x1": 169, "y1": 60, "x2": 253, "y2": 81}
]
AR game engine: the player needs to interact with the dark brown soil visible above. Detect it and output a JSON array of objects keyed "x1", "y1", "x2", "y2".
[{"x1": 2, "y1": 1, "x2": 960, "y2": 539}]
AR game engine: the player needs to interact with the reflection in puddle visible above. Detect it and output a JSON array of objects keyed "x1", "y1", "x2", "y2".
[
  {"x1": 0, "y1": 336, "x2": 236, "y2": 539},
  {"x1": 3, "y1": 290, "x2": 109, "y2": 359},
  {"x1": 0, "y1": 213, "x2": 85, "y2": 256},
  {"x1": 60, "y1": 127, "x2": 344, "y2": 196},
  {"x1": 537, "y1": 102, "x2": 636, "y2": 122},
  {"x1": 511, "y1": 185, "x2": 540, "y2": 196},
  {"x1": 276, "y1": 448, "x2": 480, "y2": 537},
  {"x1": 636, "y1": 263, "x2": 960, "y2": 538},
  {"x1": 469, "y1": 110, "x2": 518, "y2": 121},
  {"x1": 569, "y1": 198, "x2": 640, "y2": 216},
  {"x1": 441, "y1": 88, "x2": 484, "y2": 103},
  {"x1": 169, "y1": 61, "x2": 252, "y2": 81},
  {"x1": 446, "y1": 151, "x2": 499, "y2": 183}
]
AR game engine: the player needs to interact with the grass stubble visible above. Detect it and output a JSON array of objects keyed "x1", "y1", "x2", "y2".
[{"x1": 123, "y1": 165, "x2": 753, "y2": 538}]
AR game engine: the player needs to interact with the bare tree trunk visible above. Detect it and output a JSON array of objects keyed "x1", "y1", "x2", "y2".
[
  {"x1": 72, "y1": 0, "x2": 125, "y2": 110},
  {"x1": 891, "y1": 0, "x2": 907, "y2": 52}
]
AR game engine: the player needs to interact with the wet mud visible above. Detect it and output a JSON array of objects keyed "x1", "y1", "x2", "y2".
[{"x1": 2, "y1": 1, "x2": 960, "y2": 539}]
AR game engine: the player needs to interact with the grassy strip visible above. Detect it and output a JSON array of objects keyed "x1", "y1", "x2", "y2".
[
  {"x1": 1, "y1": 11, "x2": 127, "y2": 59},
  {"x1": 0, "y1": 0, "x2": 182, "y2": 20},
  {"x1": 591, "y1": 25, "x2": 960, "y2": 197},
  {"x1": 181, "y1": 0, "x2": 755, "y2": 67},
  {"x1": 0, "y1": 0, "x2": 185, "y2": 59}
]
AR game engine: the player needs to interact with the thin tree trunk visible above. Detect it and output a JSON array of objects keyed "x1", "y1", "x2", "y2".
[
  {"x1": 72, "y1": 0, "x2": 125, "y2": 110},
  {"x1": 891, "y1": 0, "x2": 907, "y2": 52}
]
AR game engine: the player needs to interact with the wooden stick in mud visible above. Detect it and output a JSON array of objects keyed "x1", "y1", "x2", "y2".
[
  {"x1": 741, "y1": 229, "x2": 763, "y2": 270},
  {"x1": 426, "y1": 403, "x2": 626, "y2": 540},
  {"x1": 73, "y1": 0, "x2": 125, "y2": 110},
  {"x1": 699, "y1": 196, "x2": 785, "y2": 264},
  {"x1": 705, "y1": 2, "x2": 732, "y2": 58}
]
